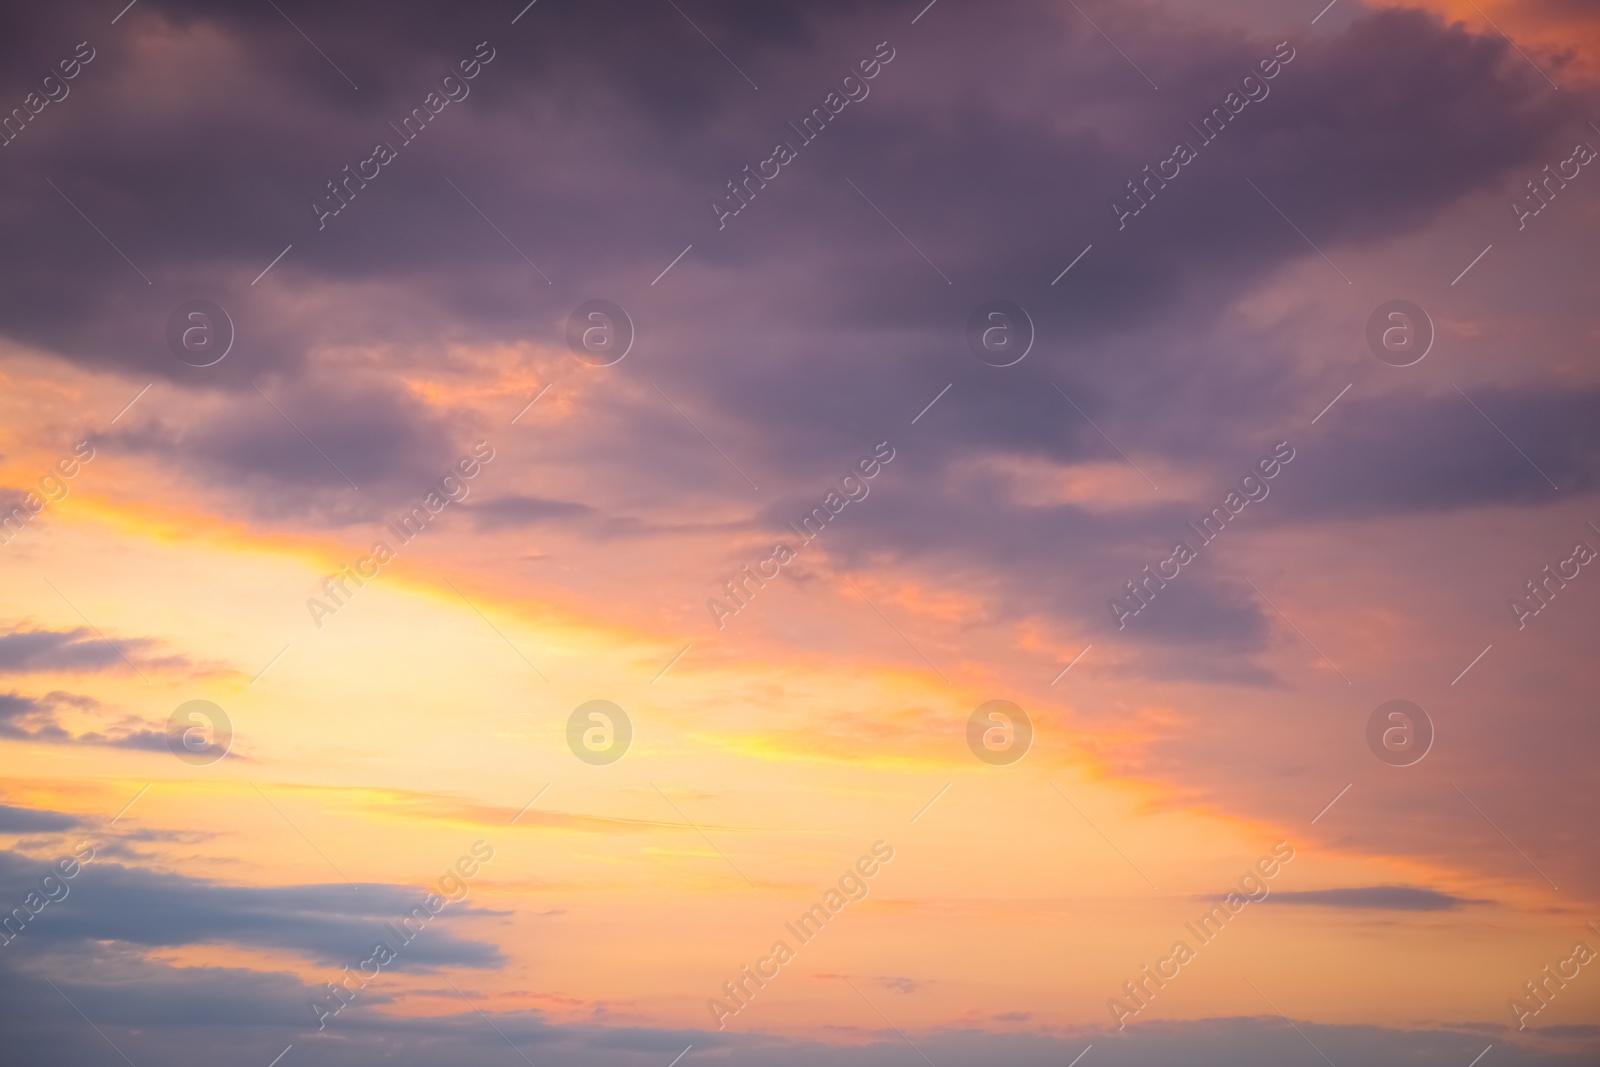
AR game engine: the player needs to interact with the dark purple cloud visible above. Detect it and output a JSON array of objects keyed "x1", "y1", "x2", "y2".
[
  {"x1": 0, "y1": 0, "x2": 1581, "y2": 589},
  {"x1": 0, "y1": 687, "x2": 163, "y2": 752},
  {"x1": 0, "y1": 804, "x2": 81, "y2": 833},
  {"x1": 0, "y1": 847, "x2": 504, "y2": 969},
  {"x1": 106, "y1": 379, "x2": 469, "y2": 521},
  {"x1": 1, "y1": 942, "x2": 1593, "y2": 1067},
  {"x1": 0, "y1": 632, "x2": 118, "y2": 674},
  {"x1": 466, "y1": 493, "x2": 596, "y2": 528},
  {"x1": 1256, "y1": 885, "x2": 1484, "y2": 910},
  {"x1": 1, "y1": 4, "x2": 1598, "y2": 1063},
  {"x1": 0, "y1": 627, "x2": 185, "y2": 675}
]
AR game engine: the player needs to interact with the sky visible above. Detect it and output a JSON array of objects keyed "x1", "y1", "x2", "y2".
[{"x1": 1, "y1": 0, "x2": 1598, "y2": 1065}]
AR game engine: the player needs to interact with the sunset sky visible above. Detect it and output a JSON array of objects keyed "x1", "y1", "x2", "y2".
[{"x1": 1, "y1": 1, "x2": 1598, "y2": 1065}]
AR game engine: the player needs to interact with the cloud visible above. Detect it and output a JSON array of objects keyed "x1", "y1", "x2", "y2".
[
  {"x1": 0, "y1": 804, "x2": 81, "y2": 833},
  {"x1": 0, "y1": 942, "x2": 1593, "y2": 1067},
  {"x1": 106, "y1": 379, "x2": 470, "y2": 523},
  {"x1": 1258, "y1": 886, "x2": 1485, "y2": 911},
  {"x1": 0, "y1": 3, "x2": 1568, "y2": 396},
  {"x1": 0, "y1": 689, "x2": 168, "y2": 752},
  {"x1": 0, "y1": 848, "x2": 504, "y2": 970},
  {"x1": 1265, "y1": 386, "x2": 1600, "y2": 519},
  {"x1": 0, "y1": 0, "x2": 1579, "y2": 683},
  {"x1": 466, "y1": 494, "x2": 596, "y2": 529},
  {"x1": 0, "y1": 692, "x2": 71, "y2": 744},
  {"x1": 0, "y1": 3, "x2": 1588, "y2": 1062},
  {"x1": 0, "y1": 628, "x2": 187, "y2": 676}
]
